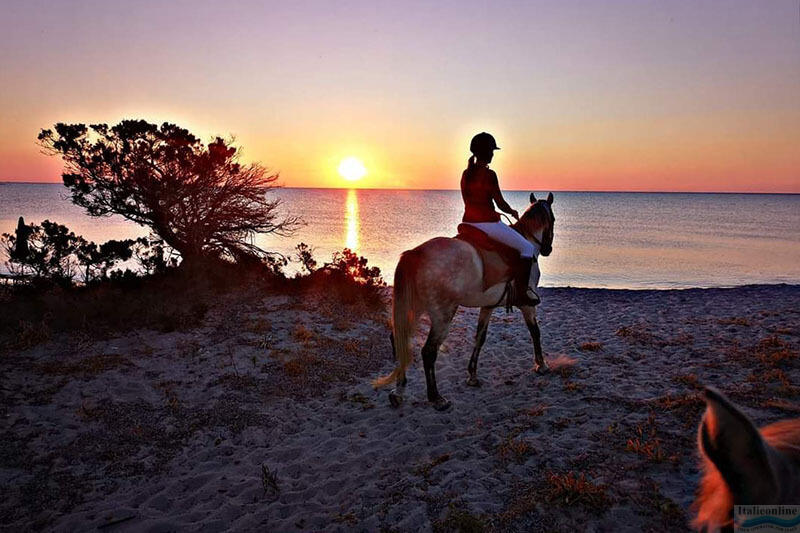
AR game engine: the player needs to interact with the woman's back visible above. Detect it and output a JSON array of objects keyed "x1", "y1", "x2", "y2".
[{"x1": 461, "y1": 166, "x2": 500, "y2": 223}]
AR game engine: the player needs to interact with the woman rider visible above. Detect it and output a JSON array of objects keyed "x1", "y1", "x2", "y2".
[{"x1": 461, "y1": 132, "x2": 538, "y2": 306}]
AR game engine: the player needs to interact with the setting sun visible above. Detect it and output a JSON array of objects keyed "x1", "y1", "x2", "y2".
[{"x1": 337, "y1": 157, "x2": 367, "y2": 182}]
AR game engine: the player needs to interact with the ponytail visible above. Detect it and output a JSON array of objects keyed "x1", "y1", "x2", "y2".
[{"x1": 466, "y1": 155, "x2": 477, "y2": 175}]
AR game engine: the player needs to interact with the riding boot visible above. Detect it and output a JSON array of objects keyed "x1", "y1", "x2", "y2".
[{"x1": 513, "y1": 257, "x2": 540, "y2": 307}]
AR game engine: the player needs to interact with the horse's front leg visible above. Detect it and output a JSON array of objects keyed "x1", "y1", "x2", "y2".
[
  {"x1": 521, "y1": 306, "x2": 549, "y2": 374},
  {"x1": 467, "y1": 307, "x2": 493, "y2": 387}
]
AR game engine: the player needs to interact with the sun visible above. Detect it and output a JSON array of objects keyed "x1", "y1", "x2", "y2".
[{"x1": 338, "y1": 156, "x2": 367, "y2": 182}]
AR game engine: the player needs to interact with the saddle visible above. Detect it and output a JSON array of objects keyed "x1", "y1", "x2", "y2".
[{"x1": 455, "y1": 224, "x2": 520, "y2": 291}]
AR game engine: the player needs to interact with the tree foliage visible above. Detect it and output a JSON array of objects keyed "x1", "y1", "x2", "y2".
[
  {"x1": 37, "y1": 120, "x2": 300, "y2": 264},
  {"x1": 1, "y1": 220, "x2": 136, "y2": 284}
]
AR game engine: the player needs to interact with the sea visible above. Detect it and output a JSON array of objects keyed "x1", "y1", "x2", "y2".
[{"x1": 1, "y1": 183, "x2": 798, "y2": 289}]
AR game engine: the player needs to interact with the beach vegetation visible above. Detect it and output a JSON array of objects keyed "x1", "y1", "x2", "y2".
[
  {"x1": 288, "y1": 246, "x2": 387, "y2": 314},
  {"x1": 0, "y1": 243, "x2": 388, "y2": 352},
  {"x1": 294, "y1": 242, "x2": 317, "y2": 274},
  {"x1": 497, "y1": 433, "x2": 532, "y2": 464},
  {"x1": 292, "y1": 324, "x2": 316, "y2": 345},
  {"x1": 2, "y1": 219, "x2": 140, "y2": 285},
  {"x1": 37, "y1": 120, "x2": 300, "y2": 266},
  {"x1": 717, "y1": 317, "x2": 751, "y2": 326},
  {"x1": 9, "y1": 319, "x2": 51, "y2": 351},
  {"x1": 2, "y1": 220, "x2": 83, "y2": 284},
  {"x1": 544, "y1": 471, "x2": 611, "y2": 511},
  {"x1": 578, "y1": 341, "x2": 603, "y2": 351},
  {"x1": 671, "y1": 373, "x2": 702, "y2": 390}
]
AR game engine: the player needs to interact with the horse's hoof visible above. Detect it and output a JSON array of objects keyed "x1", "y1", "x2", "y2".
[
  {"x1": 466, "y1": 375, "x2": 481, "y2": 387},
  {"x1": 431, "y1": 396, "x2": 452, "y2": 411},
  {"x1": 388, "y1": 391, "x2": 403, "y2": 408},
  {"x1": 534, "y1": 363, "x2": 550, "y2": 375}
]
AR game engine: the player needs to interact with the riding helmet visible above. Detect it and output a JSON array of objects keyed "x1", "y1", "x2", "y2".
[{"x1": 470, "y1": 132, "x2": 500, "y2": 154}]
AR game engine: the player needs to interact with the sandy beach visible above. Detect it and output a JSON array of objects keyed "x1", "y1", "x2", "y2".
[{"x1": 2, "y1": 284, "x2": 799, "y2": 532}]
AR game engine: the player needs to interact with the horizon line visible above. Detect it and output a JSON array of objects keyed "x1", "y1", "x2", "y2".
[{"x1": 1, "y1": 180, "x2": 798, "y2": 195}]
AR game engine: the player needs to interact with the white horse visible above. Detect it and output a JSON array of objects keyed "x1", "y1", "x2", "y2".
[{"x1": 373, "y1": 192, "x2": 555, "y2": 410}]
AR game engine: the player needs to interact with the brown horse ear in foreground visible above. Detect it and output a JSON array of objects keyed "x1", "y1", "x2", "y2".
[{"x1": 694, "y1": 386, "x2": 800, "y2": 531}]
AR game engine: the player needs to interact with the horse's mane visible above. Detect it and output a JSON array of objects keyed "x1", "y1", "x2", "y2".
[
  {"x1": 693, "y1": 418, "x2": 800, "y2": 530},
  {"x1": 519, "y1": 201, "x2": 552, "y2": 231}
]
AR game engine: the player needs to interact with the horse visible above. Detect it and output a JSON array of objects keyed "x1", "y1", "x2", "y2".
[
  {"x1": 694, "y1": 387, "x2": 800, "y2": 531},
  {"x1": 372, "y1": 192, "x2": 555, "y2": 411}
]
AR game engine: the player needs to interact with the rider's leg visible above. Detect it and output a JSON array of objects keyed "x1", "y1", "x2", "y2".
[
  {"x1": 465, "y1": 222, "x2": 539, "y2": 306},
  {"x1": 465, "y1": 222, "x2": 536, "y2": 257},
  {"x1": 513, "y1": 256, "x2": 539, "y2": 307}
]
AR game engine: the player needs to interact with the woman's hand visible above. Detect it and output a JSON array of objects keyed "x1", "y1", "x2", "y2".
[{"x1": 511, "y1": 209, "x2": 520, "y2": 221}]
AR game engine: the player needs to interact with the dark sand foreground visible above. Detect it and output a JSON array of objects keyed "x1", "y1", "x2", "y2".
[{"x1": 2, "y1": 285, "x2": 799, "y2": 532}]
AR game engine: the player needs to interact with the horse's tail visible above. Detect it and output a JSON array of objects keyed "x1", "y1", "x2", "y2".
[{"x1": 373, "y1": 249, "x2": 422, "y2": 389}]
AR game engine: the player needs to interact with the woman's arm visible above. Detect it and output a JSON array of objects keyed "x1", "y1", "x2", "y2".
[{"x1": 490, "y1": 171, "x2": 520, "y2": 220}]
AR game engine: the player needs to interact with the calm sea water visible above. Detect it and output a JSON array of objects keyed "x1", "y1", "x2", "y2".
[{"x1": 1, "y1": 183, "x2": 798, "y2": 289}]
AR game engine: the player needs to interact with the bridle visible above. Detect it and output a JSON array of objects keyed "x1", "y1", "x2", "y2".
[{"x1": 510, "y1": 201, "x2": 554, "y2": 254}]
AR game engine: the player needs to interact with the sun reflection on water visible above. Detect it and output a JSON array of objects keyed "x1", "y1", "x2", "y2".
[{"x1": 345, "y1": 188, "x2": 359, "y2": 252}]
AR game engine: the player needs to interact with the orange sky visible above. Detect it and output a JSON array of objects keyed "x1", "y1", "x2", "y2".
[{"x1": 1, "y1": 1, "x2": 798, "y2": 192}]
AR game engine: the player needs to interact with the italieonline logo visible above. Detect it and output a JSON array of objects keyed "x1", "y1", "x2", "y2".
[{"x1": 735, "y1": 506, "x2": 800, "y2": 532}]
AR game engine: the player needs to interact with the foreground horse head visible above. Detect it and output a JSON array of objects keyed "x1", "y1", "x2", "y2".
[
  {"x1": 373, "y1": 192, "x2": 555, "y2": 411},
  {"x1": 694, "y1": 387, "x2": 800, "y2": 531}
]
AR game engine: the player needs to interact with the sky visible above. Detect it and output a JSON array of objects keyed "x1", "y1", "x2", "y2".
[{"x1": 0, "y1": 0, "x2": 798, "y2": 192}]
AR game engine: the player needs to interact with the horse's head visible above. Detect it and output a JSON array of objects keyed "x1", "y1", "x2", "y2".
[
  {"x1": 693, "y1": 387, "x2": 800, "y2": 531},
  {"x1": 518, "y1": 192, "x2": 555, "y2": 256}
]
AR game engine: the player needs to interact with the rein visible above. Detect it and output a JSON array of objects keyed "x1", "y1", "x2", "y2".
[{"x1": 510, "y1": 220, "x2": 543, "y2": 249}]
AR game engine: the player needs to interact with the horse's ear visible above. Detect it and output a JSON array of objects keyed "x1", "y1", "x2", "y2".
[
  {"x1": 698, "y1": 387, "x2": 778, "y2": 502},
  {"x1": 547, "y1": 192, "x2": 554, "y2": 205},
  {"x1": 530, "y1": 192, "x2": 536, "y2": 204}
]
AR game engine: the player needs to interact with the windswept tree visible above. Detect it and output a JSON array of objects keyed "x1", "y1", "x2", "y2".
[{"x1": 38, "y1": 120, "x2": 300, "y2": 265}]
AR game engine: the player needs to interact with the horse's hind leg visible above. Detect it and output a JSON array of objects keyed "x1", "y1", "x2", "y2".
[
  {"x1": 387, "y1": 332, "x2": 408, "y2": 408},
  {"x1": 467, "y1": 307, "x2": 493, "y2": 387},
  {"x1": 422, "y1": 306, "x2": 457, "y2": 411},
  {"x1": 522, "y1": 306, "x2": 549, "y2": 374}
]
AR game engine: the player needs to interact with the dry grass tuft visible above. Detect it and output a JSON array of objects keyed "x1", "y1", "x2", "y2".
[
  {"x1": 292, "y1": 324, "x2": 316, "y2": 344},
  {"x1": 246, "y1": 318, "x2": 272, "y2": 334},
  {"x1": 717, "y1": 317, "x2": 751, "y2": 326},
  {"x1": 762, "y1": 399, "x2": 800, "y2": 413},
  {"x1": 261, "y1": 464, "x2": 279, "y2": 501},
  {"x1": 554, "y1": 365, "x2": 575, "y2": 378},
  {"x1": 497, "y1": 434, "x2": 532, "y2": 464},
  {"x1": 521, "y1": 403, "x2": 548, "y2": 417},
  {"x1": 544, "y1": 471, "x2": 610, "y2": 511},
  {"x1": 616, "y1": 324, "x2": 693, "y2": 346},
  {"x1": 332, "y1": 512, "x2": 358, "y2": 525},
  {"x1": 624, "y1": 412, "x2": 678, "y2": 463},
  {"x1": 579, "y1": 341, "x2": 603, "y2": 352},
  {"x1": 283, "y1": 352, "x2": 320, "y2": 377},
  {"x1": 10, "y1": 320, "x2": 51, "y2": 350},
  {"x1": 671, "y1": 373, "x2": 702, "y2": 390},
  {"x1": 342, "y1": 339, "x2": 361, "y2": 355},
  {"x1": 736, "y1": 335, "x2": 800, "y2": 398}
]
